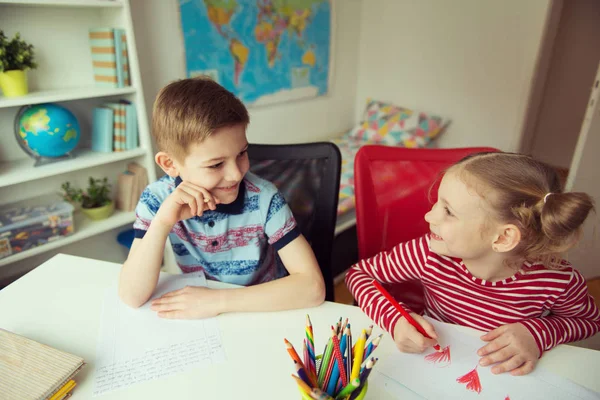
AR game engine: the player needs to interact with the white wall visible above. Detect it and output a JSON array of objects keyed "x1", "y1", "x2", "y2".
[
  {"x1": 130, "y1": 0, "x2": 362, "y2": 145},
  {"x1": 529, "y1": 0, "x2": 600, "y2": 169},
  {"x1": 354, "y1": 0, "x2": 551, "y2": 152},
  {"x1": 0, "y1": 0, "x2": 363, "y2": 286}
]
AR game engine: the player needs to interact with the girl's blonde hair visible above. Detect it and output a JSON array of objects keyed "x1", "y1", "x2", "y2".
[{"x1": 451, "y1": 152, "x2": 594, "y2": 267}]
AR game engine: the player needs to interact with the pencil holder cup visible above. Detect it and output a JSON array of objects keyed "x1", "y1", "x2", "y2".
[
  {"x1": 298, "y1": 381, "x2": 368, "y2": 400},
  {"x1": 288, "y1": 315, "x2": 380, "y2": 400}
]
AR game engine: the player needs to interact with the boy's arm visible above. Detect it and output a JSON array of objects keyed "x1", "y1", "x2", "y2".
[
  {"x1": 118, "y1": 222, "x2": 171, "y2": 308},
  {"x1": 345, "y1": 235, "x2": 430, "y2": 337},
  {"x1": 518, "y1": 270, "x2": 600, "y2": 355},
  {"x1": 220, "y1": 234, "x2": 326, "y2": 312},
  {"x1": 119, "y1": 181, "x2": 218, "y2": 308}
]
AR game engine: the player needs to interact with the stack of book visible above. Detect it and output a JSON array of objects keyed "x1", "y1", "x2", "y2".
[
  {"x1": 117, "y1": 162, "x2": 148, "y2": 211},
  {"x1": 91, "y1": 100, "x2": 138, "y2": 152},
  {"x1": 89, "y1": 27, "x2": 130, "y2": 88},
  {"x1": 0, "y1": 328, "x2": 85, "y2": 400}
]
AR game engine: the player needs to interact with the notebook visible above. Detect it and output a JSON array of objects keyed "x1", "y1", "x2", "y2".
[{"x1": 0, "y1": 329, "x2": 85, "y2": 400}]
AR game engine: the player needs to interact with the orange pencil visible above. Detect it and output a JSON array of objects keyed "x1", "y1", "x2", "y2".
[{"x1": 372, "y1": 280, "x2": 441, "y2": 351}]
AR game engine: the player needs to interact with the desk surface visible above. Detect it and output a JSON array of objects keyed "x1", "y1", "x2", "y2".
[{"x1": 1, "y1": 254, "x2": 600, "y2": 399}]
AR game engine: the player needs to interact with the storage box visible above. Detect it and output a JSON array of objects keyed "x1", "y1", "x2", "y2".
[{"x1": 0, "y1": 200, "x2": 75, "y2": 260}]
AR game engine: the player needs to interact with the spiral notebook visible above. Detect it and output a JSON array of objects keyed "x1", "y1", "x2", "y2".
[{"x1": 0, "y1": 328, "x2": 85, "y2": 400}]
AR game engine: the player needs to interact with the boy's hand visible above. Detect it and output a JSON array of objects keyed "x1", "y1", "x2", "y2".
[
  {"x1": 478, "y1": 323, "x2": 539, "y2": 376},
  {"x1": 393, "y1": 312, "x2": 439, "y2": 353},
  {"x1": 155, "y1": 181, "x2": 219, "y2": 227},
  {"x1": 150, "y1": 285, "x2": 224, "y2": 319}
]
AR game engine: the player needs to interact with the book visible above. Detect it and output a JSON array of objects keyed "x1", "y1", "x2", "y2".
[
  {"x1": 113, "y1": 28, "x2": 124, "y2": 88},
  {"x1": 104, "y1": 102, "x2": 126, "y2": 151},
  {"x1": 124, "y1": 102, "x2": 138, "y2": 150},
  {"x1": 89, "y1": 28, "x2": 118, "y2": 87},
  {"x1": 117, "y1": 171, "x2": 135, "y2": 211},
  {"x1": 129, "y1": 162, "x2": 147, "y2": 211},
  {"x1": 91, "y1": 106, "x2": 114, "y2": 153},
  {"x1": 118, "y1": 28, "x2": 131, "y2": 86},
  {"x1": 0, "y1": 328, "x2": 85, "y2": 400}
]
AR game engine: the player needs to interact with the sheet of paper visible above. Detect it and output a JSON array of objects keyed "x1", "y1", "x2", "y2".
[
  {"x1": 93, "y1": 271, "x2": 226, "y2": 396},
  {"x1": 376, "y1": 317, "x2": 600, "y2": 400}
]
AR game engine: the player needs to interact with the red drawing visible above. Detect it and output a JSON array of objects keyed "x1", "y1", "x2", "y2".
[
  {"x1": 456, "y1": 366, "x2": 482, "y2": 394},
  {"x1": 424, "y1": 345, "x2": 451, "y2": 366},
  {"x1": 505, "y1": 397, "x2": 510, "y2": 400}
]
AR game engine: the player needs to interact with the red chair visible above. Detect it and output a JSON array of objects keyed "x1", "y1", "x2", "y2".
[{"x1": 354, "y1": 146, "x2": 499, "y2": 313}]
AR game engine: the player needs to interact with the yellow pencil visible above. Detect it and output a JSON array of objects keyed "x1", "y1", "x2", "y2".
[
  {"x1": 49, "y1": 380, "x2": 76, "y2": 400},
  {"x1": 350, "y1": 329, "x2": 366, "y2": 381}
]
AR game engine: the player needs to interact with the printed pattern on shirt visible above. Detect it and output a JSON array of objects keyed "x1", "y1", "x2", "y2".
[
  {"x1": 345, "y1": 234, "x2": 600, "y2": 355},
  {"x1": 266, "y1": 192, "x2": 286, "y2": 223},
  {"x1": 132, "y1": 172, "x2": 298, "y2": 286}
]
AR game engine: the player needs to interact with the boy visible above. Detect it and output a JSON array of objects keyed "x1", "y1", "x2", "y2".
[{"x1": 118, "y1": 77, "x2": 325, "y2": 318}]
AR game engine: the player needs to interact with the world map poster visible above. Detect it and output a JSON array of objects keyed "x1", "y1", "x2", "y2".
[{"x1": 178, "y1": 0, "x2": 332, "y2": 106}]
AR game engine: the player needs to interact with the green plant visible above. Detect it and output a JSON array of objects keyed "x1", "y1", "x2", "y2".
[
  {"x1": 61, "y1": 177, "x2": 112, "y2": 209},
  {"x1": 0, "y1": 30, "x2": 37, "y2": 72}
]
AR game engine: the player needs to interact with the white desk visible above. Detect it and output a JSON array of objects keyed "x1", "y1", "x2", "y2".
[{"x1": 1, "y1": 254, "x2": 600, "y2": 399}]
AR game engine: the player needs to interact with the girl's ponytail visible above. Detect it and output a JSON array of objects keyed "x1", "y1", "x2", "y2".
[{"x1": 540, "y1": 192, "x2": 594, "y2": 249}]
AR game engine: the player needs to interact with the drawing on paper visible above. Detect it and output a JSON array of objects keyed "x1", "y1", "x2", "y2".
[
  {"x1": 456, "y1": 366, "x2": 482, "y2": 394},
  {"x1": 424, "y1": 345, "x2": 451, "y2": 366}
]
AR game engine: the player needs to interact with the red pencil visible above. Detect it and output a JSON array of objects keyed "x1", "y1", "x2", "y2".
[{"x1": 372, "y1": 280, "x2": 441, "y2": 351}]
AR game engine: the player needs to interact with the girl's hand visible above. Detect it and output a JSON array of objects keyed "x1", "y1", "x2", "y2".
[
  {"x1": 150, "y1": 286, "x2": 225, "y2": 319},
  {"x1": 155, "y1": 181, "x2": 219, "y2": 228},
  {"x1": 478, "y1": 323, "x2": 540, "y2": 376},
  {"x1": 393, "y1": 312, "x2": 439, "y2": 353}
]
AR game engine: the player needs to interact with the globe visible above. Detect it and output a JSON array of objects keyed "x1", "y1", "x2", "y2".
[{"x1": 15, "y1": 103, "x2": 81, "y2": 159}]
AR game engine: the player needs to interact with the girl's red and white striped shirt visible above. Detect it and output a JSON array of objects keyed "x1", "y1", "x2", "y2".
[{"x1": 345, "y1": 234, "x2": 600, "y2": 355}]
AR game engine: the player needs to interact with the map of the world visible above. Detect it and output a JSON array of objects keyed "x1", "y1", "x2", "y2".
[{"x1": 178, "y1": 0, "x2": 331, "y2": 106}]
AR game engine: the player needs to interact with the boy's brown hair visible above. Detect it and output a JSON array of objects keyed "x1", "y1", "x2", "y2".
[{"x1": 152, "y1": 76, "x2": 249, "y2": 160}]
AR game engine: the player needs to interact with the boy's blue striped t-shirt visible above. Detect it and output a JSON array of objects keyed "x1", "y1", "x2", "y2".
[{"x1": 133, "y1": 172, "x2": 300, "y2": 286}]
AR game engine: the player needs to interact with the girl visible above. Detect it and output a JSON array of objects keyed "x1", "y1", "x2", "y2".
[{"x1": 345, "y1": 152, "x2": 600, "y2": 376}]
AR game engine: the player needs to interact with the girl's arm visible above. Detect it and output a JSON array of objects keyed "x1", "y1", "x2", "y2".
[
  {"x1": 345, "y1": 235, "x2": 430, "y2": 337},
  {"x1": 518, "y1": 269, "x2": 600, "y2": 355}
]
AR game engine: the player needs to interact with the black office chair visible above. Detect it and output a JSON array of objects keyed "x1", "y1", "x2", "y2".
[{"x1": 248, "y1": 142, "x2": 341, "y2": 302}]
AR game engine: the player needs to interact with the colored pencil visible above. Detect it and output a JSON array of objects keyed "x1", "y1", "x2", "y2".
[
  {"x1": 363, "y1": 333, "x2": 382, "y2": 361},
  {"x1": 292, "y1": 373, "x2": 312, "y2": 395},
  {"x1": 306, "y1": 315, "x2": 317, "y2": 380},
  {"x1": 345, "y1": 327, "x2": 353, "y2": 385},
  {"x1": 372, "y1": 279, "x2": 441, "y2": 351},
  {"x1": 295, "y1": 360, "x2": 313, "y2": 388},
  {"x1": 310, "y1": 388, "x2": 335, "y2": 400},
  {"x1": 317, "y1": 335, "x2": 334, "y2": 387},
  {"x1": 331, "y1": 327, "x2": 347, "y2": 386},
  {"x1": 335, "y1": 377, "x2": 360, "y2": 399},
  {"x1": 350, "y1": 329, "x2": 366, "y2": 381}
]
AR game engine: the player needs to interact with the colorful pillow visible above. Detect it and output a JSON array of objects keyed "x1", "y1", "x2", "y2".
[{"x1": 348, "y1": 98, "x2": 450, "y2": 148}]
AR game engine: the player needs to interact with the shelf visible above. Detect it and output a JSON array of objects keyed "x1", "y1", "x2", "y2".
[
  {"x1": 0, "y1": 0, "x2": 122, "y2": 7},
  {"x1": 0, "y1": 86, "x2": 136, "y2": 109},
  {"x1": 0, "y1": 147, "x2": 147, "y2": 188},
  {"x1": 0, "y1": 209, "x2": 135, "y2": 268}
]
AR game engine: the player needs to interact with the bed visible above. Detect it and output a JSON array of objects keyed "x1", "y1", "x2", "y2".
[{"x1": 330, "y1": 98, "x2": 451, "y2": 279}]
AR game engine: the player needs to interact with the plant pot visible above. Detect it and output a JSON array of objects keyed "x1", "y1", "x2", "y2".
[
  {"x1": 81, "y1": 201, "x2": 114, "y2": 221},
  {"x1": 0, "y1": 70, "x2": 29, "y2": 97}
]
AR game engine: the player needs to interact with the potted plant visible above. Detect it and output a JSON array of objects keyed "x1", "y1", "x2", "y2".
[
  {"x1": 0, "y1": 30, "x2": 37, "y2": 97},
  {"x1": 61, "y1": 177, "x2": 114, "y2": 221}
]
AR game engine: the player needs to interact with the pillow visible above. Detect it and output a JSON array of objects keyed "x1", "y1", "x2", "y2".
[{"x1": 347, "y1": 98, "x2": 450, "y2": 148}]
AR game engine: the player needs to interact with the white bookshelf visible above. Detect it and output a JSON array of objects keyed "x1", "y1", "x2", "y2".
[
  {"x1": 0, "y1": 148, "x2": 147, "y2": 188},
  {"x1": 0, "y1": 0, "x2": 123, "y2": 8},
  {"x1": 0, "y1": 0, "x2": 156, "y2": 271},
  {"x1": 0, "y1": 86, "x2": 135, "y2": 109}
]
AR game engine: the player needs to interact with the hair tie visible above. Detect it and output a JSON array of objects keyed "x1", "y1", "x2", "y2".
[{"x1": 543, "y1": 193, "x2": 553, "y2": 204}]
